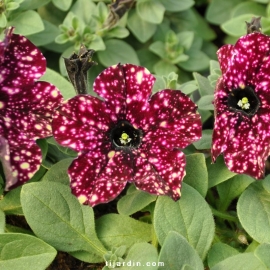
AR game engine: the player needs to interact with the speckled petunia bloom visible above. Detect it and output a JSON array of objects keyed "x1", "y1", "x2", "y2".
[
  {"x1": 53, "y1": 64, "x2": 201, "y2": 206},
  {"x1": 212, "y1": 32, "x2": 270, "y2": 179},
  {"x1": 0, "y1": 28, "x2": 63, "y2": 190}
]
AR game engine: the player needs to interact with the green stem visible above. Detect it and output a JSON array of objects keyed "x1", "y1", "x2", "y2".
[{"x1": 210, "y1": 207, "x2": 238, "y2": 222}]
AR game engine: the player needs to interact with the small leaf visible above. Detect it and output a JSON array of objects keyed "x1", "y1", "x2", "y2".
[
  {"x1": 184, "y1": 154, "x2": 208, "y2": 197},
  {"x1": 211, "y1": 253, "x2": 267, "y2": 270},
  {"x1": 137, "y1": 0, "x2": 165, "y2": 24},
  {"x1": 237, "y1": 179, "x2": 270, "y2": 243},
  {"x1": 96, "y1": 214, "x2": 152, "y2": 250},
  {"x1": 207, "y1": 156, "x2": 237, "y2": 188},
  {"x1": 0, "y1": 186, "x2": 23, "y2": 215},
  {"x1": 9, "y1": 10, "x2": 44, "y2": 36},
  {"x1": 21, "y1": 182, "x2": 107, "y2": 262},
  {"x1": 98, "y1": 39, "x2": 139, "y2": 67},
  {"x1": 206, "y1": 0, "x2": 243, "y2": 25},
  {"x1": 207, "y1": 242, "x2": 239, "y2": 268},
  {"x1": 193, "y1": 129, "x2": 212, "y2": 150},
  {"x1": 119, "y1": 242, "x2": 159, "y2": 270},
  {"x1": 127, "y1": 10, "x2": 157, "y2": 43},
  {"x1": 0, "y1": 233, "x2": 57, "y2": 270},
  {"x1": 117, "y1": 189, "x2": 157, "y2": 215},
  {"x1": 197, "y1": 95, "x2": 214, "y2": 110},
  {"x1": 158, "y1": 232, "x2": 204, "y2": 270},
  {"x1": 255, "y1": 243, "x2": 270, "y2": 269},
  {"x1": 154, "y1": 183, "x2": 215, "y2": 259},
  {"x1": 19, "y1": 0, "x2": 50, "y2": 10},
  {"x1": 42, "y1": 158, "x2": 73, "y2": 185},
  {"x1": 159, "y1": 0, "x2": 194, "y2": 12},
  {"x1": 217, "y1": 174, "x2": 254, "y2": 211},
  {"x1": 53, "y1": 0, "x2": 72, "y2": 11},
  {"x1": 193, "y1": 72, "x2": 214, "y2": 96},
  {"x1": 153, "y1": 60, "x2": 178, "y2": 76},
  {"x1": 221, "y1": 14, "x2": 256, "y2": 37}
]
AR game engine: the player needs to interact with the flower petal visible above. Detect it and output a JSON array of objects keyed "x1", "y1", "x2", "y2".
[
  {"x1": 145, "y1": 90, "x2": 201, "y2": 149},
  {"x1": 224, "y1": 33, "x2": 270, "y2": 88},
  {"x1": 0, "y1": 30, "x2": 46, "y2": 87},
  {"x1": 93, "y1": 63, "x2": 126, "y2": 118},
  {"x1": 53, "y1": 95, "x2": 111, "y2": 152},
  {"x1": 134, "y1": 146, "x2": 185, "y2": 201},
  {"x1": 1, "y1": 129, "x2": 42, "y2": 190},
  {"x1": 217, "y1": 44, "x2": 234, "y2": 74},
  {"x1": 2, "y1": 82, "x2": 63, "y2": 139},
  {"x1": 123, "y1": 64, "x2": 155, "y2": 128},
  {"x1": 69, "y1": 150, "x2": 134, "y2": 206}
]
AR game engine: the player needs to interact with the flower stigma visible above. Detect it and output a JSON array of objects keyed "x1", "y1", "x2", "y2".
[
  {"x1": 119, "y1": 132, "x2": 132, "y2": 145},
  {"x1": 237, "y1": 97, "x2": 250, "y2": 110}
]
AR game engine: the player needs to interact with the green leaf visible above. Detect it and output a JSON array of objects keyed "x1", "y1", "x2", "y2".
[
  {"x1": 9, "y1": 10, "x2": 44, "y2": 36},
  {"x1": 0, "y1": 209, "x2": 5, "y2": 233},
  {"x1": 42, "y1": 158, "x2": 73, "y2": 185},
  {"x1": 177, "y1": 31, "x2": 194, "y2": 50},
  {"x1": 211, "y1": 253, "x2": 267, "y2": 270},
  {"x1": 6, "y1": 2, "x2": 20, "y2": 10},
  {"x1": 27, "y1": 20, "x2": 60, "y2": 46},
  {"x1": 137, "y1": 0, "x2": 165, "y2": 24},
  {"x1": 193, "y1": 72, "x2": 214, "y2": 96},
  {"x1": 0, "y1": 233, "x2": 57, "y2": 270},
  {"x1": 158, "y1": 232, "x2": 204, "y2": 270},
  {"x1": 206, "y1": 0, "x2": 243, "y2": 25},
  {"x1": 0, "y1": 187, "x2": 23, "y2": 215},
  {"x1": 117, "y1": 189, "x2": 157, "y2": 216},
  {"x1": 159, "y1": 0, "x2": 194, "y2": 12},
  {"x1": 153, "y1": 60, "x2": 178, "y2": 76},
  {"x1": 184, "y1": 154, "x2": 208, "y2": 197},
  {"x1": 197, "y1": 95, "x2": 214, "y2": 110},
  {"x1": 127, "y1": 10, "x2": 157, "y2": 43},
  {"x1": 255, "y1": 243, "x2": 270, "y2": 268},
  {"x1": 231, "y1": 1, "x2": 266, "y2": 18},
  {"x1": 179, "y1": 80, "x2": 198, "y2": 95},
  {"x1": 106, "y1": 26, "x2": 130, "y2": 39},
  {"x1": 237, "y1": 179, "x2": 270, "y2": 243},
  {"x1": 96, "y1": 214, "x2": 152, "y2": 250},
  {"x1": 154, "y1": 183, "x2": 215, "y2": 259},
  {"x1": 118, "y1": 242, "x2": 159, "y2": 270},
  {"x1": 179, "y1": 50, "x2": 210, "y2": 72},
  {"x1": 19, "y1": 0, "x2": 50, "y2": 10},
  {"x1": 193, "y1": 129, "x2": 212, "y2": 150},
  {"x1": 40, "y1": 67, "x2": 75, "y2": 100},
  {"x1": 21, "y1": 182, "x2": 107, "y2": 261},
  {"x1": 207, "y1": 156, "x2": 237, "y2": 188},
  {"x1": 98, "y1": 39, "x2": 139, "y2": 67},
  {"x1": 0, "y1": 13, "x2": 7, "y2": 28},
  {"x1": 149, "y1": 41, "x2": 166, "y2": 59},
  {"x1": 207, "y1": 243, "x2": 239, "y2": 268},
  {"x1": 217, "y1": 174, "x2": 254, "y2": 211},
  {"x1": 221, "y1": 14, "x2": 256, "y2": 37},
  {"x1": 71, "y1": 0, "x2": 96, "y2": 25},
  {"x1": 53, "y1": 0, "x2": 72, "y2": 11}
]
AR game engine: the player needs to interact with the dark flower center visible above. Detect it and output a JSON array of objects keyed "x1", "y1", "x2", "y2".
[
  {"x1": 227, "y1": 85, "x2": 260, "y2": 116},
  {"x1": 110, "y1": 121, "x2": 143, "y2": 149}
]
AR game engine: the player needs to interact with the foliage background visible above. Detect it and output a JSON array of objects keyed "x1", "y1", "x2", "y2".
[{"x1": 1, "y1": 0, "x2": 270, "y2": 269}]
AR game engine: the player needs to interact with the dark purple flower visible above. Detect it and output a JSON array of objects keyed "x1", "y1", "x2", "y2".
[
  {"x1": 52, "y1": 63, "x2": 201, "y2": 206},
  {"x1": 212, "y1": 32, "x2": 270, "y2": 179},
  {"x1": 0, "y1": 28, "x2": 63, "y2": 190}
]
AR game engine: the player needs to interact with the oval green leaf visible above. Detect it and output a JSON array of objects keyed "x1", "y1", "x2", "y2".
[
  {"x1": 21, "y1": 182, "x2": 107, "y2": 262},
  {"x1": 158, "y1": 231, "x2": 204, "y2": 270},
  {"x1": 0, "y1": 233, "x2": 56, "y2": 270},
  {"x1": 98, "y1": 39, "x2": 139, "y2": 67},
  {"x1": 154, "y1": 183, "x2": 215, "y2": 259},
  {"x1": 237, "y1": 180, "x2": 270, "y2": 243}
]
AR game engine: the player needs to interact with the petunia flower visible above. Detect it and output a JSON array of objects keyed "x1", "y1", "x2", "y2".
[
  {"x1": 212, "y1": 32, "x2": 270, "y2": 179},
  {"x1": 52, "y1": 63, "x2": 201, "y2": 206},
  {"x1": 0, "y1": 27, "x2": 63, "y2": 190}
]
